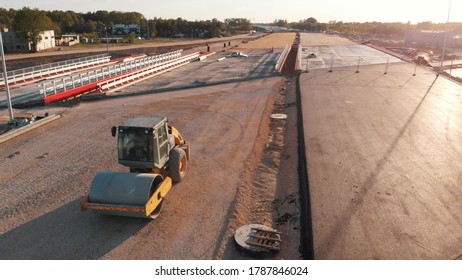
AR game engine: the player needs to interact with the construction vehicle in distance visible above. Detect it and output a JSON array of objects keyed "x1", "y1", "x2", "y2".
[{"x1": 81, "y1": 116, "x2": 190, "y2": 219}]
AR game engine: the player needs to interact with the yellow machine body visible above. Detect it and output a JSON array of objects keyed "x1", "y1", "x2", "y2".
[{"x1": 81, "y1": 116, "x2": 188, "y2": 219}]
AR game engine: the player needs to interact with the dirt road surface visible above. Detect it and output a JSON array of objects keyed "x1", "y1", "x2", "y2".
[
  {"x1": 0, "y1": 75, "x2": 301, "y2": 259},
  {"x1": 236, "y1": 33, "x2": 296, "y2": 50}
]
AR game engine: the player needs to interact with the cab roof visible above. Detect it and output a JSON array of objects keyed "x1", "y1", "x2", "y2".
[{"x1": 119, "y1": 116, "x2": 167, "y2": 129}]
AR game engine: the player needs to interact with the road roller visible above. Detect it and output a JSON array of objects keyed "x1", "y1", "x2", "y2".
[{"x1": 81, "y1": 116, "x2": 190, "y2": 219}]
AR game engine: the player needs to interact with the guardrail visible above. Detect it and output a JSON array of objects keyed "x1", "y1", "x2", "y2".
[
  {"x1": 99, "y1": 52, "x2": 199, "y2": 92},
  {"x1": 274, "y1": 45, "x2": 291, "y2": 73},
  {"x1": 41, "y1": 50, "x2": 191, "y2": 104},
  {"x1": 0, "y1": 54, "x2": 110, "y2": 87},
  {"x1": 296, "y1": 44, "x2": 303, "y2": 71},
  {"x1": 366, "y1": 44, "x2": 413, "y2": 63},
  {"x1": 38, "y1": 50, "x2": 182, "y2": 97}
]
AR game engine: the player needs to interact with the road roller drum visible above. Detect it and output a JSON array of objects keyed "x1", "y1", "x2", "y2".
[{"x1": 88, "y1": 172, "x2": 162, "y2": 206}]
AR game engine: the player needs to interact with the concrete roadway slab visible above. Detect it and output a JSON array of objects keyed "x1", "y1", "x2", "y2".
[
  {"x1": 109, "y1": 49, "x2": 279, "y2": 95},
  {"x1": 300, "y1": 45, "x2": 402, "y2": 71},
  {"x1": 300, "y1": 62, "x2": 462, "y2": 259}
]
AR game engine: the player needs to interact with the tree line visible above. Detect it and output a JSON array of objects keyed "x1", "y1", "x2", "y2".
[
  {"x1": 2, "y1": 7, "x2": 462, "y2": 52},
  {"x1": 3, "y1": 7, "x2": 462, "y2": 38},
  {"x1": 273, "y1": 18, "x2": 462, "y2": 37},
  {"x1": 0, "y1": 7, "x2": 252, "y2": 38}
]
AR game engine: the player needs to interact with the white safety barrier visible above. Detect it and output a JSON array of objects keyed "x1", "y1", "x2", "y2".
[
  {"x1": 37, "y1": 50, "x2": 183, "y2": 97},
  {"x1": 274, "y1": 45, "x2": 290, "y2": 73},
  {"x1": 0, "y1": 54, "x2": 110, "y2": 86},
  {"x1": 98, "y1": 52, "x2": 200, "y2": 92}
]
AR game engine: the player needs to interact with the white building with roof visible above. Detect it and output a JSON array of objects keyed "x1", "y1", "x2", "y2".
[{"x1": 1, "y1": 28, "x2": 55, "y2": 53}]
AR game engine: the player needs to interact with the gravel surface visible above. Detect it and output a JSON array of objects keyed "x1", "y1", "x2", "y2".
[
  {"x1": 0, "y1": 31, "x2": 301, "y2": 260},
  {"x1": 0, "y1": 76, "x2": 301, "y2": 260},
  {"x1": 236, "y1": 33, "x2": 296, "y2": 50}
]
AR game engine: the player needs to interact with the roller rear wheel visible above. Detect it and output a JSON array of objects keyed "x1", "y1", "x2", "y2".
[{"x1": 169, "y1": 147, "x2": 187, "y2": 183}]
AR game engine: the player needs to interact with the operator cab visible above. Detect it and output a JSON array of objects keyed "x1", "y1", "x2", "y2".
[{"x1": 112, "y1": 116, "x2": 172, "y2": 170}]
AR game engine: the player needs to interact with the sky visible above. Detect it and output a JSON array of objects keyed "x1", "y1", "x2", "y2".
[{"x1": 1, "y1": 0, "x2": 461, "y2": 24}]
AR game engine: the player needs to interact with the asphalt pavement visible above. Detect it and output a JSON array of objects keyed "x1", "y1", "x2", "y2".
[{"x1": 300, "y1": 59, "x2": 462, "y2": 259}]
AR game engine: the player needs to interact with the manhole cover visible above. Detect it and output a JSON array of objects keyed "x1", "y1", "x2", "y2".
[
  {"x1": 234, "y1": 224, "x2": 282, "y2": 253},
  {"x1": 270, "y1": 113, "x2": 287, "y2": 120}
]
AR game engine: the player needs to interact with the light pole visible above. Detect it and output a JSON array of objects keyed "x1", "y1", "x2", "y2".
[
  {"x1": 104, "y1": 26, "x2": 109, "y2": 53},
  {"x1": 0, "y1": 29, "x2": 14, "y2": 123},
  {"x1": 439, "y1": 0, "x2": 452, "y2": 74},
  {"x1": 146, "y1": 19, "x2": 150, "y2": 39}
]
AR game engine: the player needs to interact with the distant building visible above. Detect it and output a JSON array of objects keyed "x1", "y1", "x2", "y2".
[
  {"x1": 113, "y1": 24, "x2": 141, "y2": 36},
  {"x1": 454, "y1": 35, "x2": 462, "y2": 48},
  {"x1": 101, "y1": 37, "x2": 124, "y2": 43},
  {"x1": 405, "y1": 30, "x2": 461, "y2": 48},
  {"x1": 80, "y1": 37, "x2": 94, "y2": 44},
  {"x1": 1, "y1": 28, "x2": 55, "y2": 53},
  {"x1": 56, "y1": 34, "x2": 80, "y2": 46}
]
